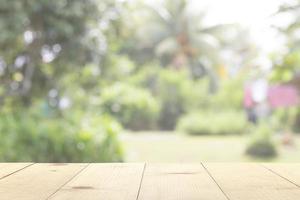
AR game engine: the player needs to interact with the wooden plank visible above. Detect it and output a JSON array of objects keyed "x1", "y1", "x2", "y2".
[
  {"x1": 0, "y1": 163, "x2": 32, "y2": 179},
  {"x1": 204, "y1": 163, "x2": 300, "y2": 200},
  {"x1": 0, "y1": 163, "x2": 87, "y2": 200},
  {"x1": 49, "y1": 163, "x2": 145, "y2": 200},
  {"x1": 137, "y1": 163, "x2": 227, "y2": 200},
  {"x1": 263, "y1": 163, "x2": 300, "y2": 187}
]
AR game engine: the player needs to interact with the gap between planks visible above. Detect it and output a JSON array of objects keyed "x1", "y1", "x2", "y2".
[
  {"x1": 204, "y1": 163, "x2": 300, "y2": 200},
  {"x1": 48, "y1": 163, "x2": 145, "y2": 200},
  {"x1": 46, "y1": 163, "x2": 91, "y2": 200},
  {"x1": 137, "y1": 163, "x2": 228, "y2": 200},
  {"x1": 201, "y1": 162, "x2": 231, "y2": 200},
  {"x1": 135, "y1": 163, "x2": 146, "y2": 200},
  {"x1": 0, "y1": 163, "x2": 35, "y2": 180},
  {"x1": 261, "y1": 163, "x2": 300, "y2": 188},
  {"x1": 0, "y1": 163, "x2": 88, "y2": 200}
]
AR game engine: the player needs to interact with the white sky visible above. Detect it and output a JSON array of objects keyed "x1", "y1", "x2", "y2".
[{"x1": 191, "y1": 0, "x2": 292, "y2": 55}]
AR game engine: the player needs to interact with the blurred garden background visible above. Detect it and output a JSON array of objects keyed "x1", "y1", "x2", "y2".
[{"x1": 1, "y1": 0, "x2": 300, "y2": 162}]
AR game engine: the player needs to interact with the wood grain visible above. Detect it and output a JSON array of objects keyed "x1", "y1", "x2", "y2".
[
  {"x1": 204, "y1": 163, "x2": 300, "y2": 200},
  {"x1": 137, "y1": 163, "x2": 227, "y2": 200},
  {"x1": 0, "y1": 163, "x2": 32, "y2": 179},
  {"x1": 0, "y1": 163, "x2": 87, "y2": 200},
  {"x1": 49, "y1": 163, "x2": 145, "y2": 200},
  {"x1": 1, "y1": 163, "x2": 300, "y2": 200}
]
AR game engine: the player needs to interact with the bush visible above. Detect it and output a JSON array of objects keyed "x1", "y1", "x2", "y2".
[
  {"x1": 177, "y1": 110, "x2": 248, "y2": 135},
  {"x1": 0, "y1": 109, "x2": 124, "y2": 162},
  {"x1": 128, "y1": 66, "x2": 244, "y2": 130},
  {"x1": 245, "y1": 125, "x2": 277, "y2": 158},
  {"x1": 211, "y1": 78, "x2": 244, "y2": 110},
  {"x1": 269, "y1": 107, "x2": 298, "y2": 133},
  {"x1": 129, "y1": 67, "x2": 202, "y2": 130},
  {"x1": 156, "y1": 70, "x2": 193, "y2": 130},
  {"x1": 100, "y1": 83, "x2": 160, "y2": 130}
]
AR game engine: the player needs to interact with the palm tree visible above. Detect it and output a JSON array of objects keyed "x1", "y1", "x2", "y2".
[{"x1": 126, "y1": 0, "x2": 245, "y2": 91}]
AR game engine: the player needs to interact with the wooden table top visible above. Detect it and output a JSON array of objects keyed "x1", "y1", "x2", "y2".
[{"x1": 0, "y1": 163, "x2": 300, "y2": 200}]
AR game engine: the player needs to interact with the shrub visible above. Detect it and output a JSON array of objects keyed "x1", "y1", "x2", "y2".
[
  {"x1": 245, "y1": 125, "x2": 277, "y2": 158},
  {"x1": 177, "y1": 110, "x2": 248, "y2": 135},
  {"x1": 100, "y1": 83, "x2": 160, "y2": 130},
  {"x1": 156, "y1": 70, "x2": 193, "y2": 130},
  {"x1": 0, "y1": 110, "x2": 124, "y2": 162},
  {"x1": 211, "y1": 78, "x2": 244, "y2": 110},
  {"x1": 129, "y1": 67, "x2": 202, "y2": 130},
  {"x1": 269, "y1": 107, "x2": 298, "y2": 133}
]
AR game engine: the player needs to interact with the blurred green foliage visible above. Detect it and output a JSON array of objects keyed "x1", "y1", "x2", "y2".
[
  {"x1": 270, "y1": 1, "x2": 300, "y2": 83},
  {"x1": 211, "y1": 78, "x2": 244, "y2": 110},
  {"x1": 245, "y1": 124, "x2": 277, "y2": 158},
  {"x1": 0, "y1": 0, "x2": 126, "y2": 162},
  {"x1": 129, "y1": 66, "x2": 201, "y2": 130},
  {"x1": 0, "y1": 0, "x2": 123, "y2": 104},
  {"x1": 270, "y1": 51, "x2": 300, "y2": 82},
  {"x1": 177, "y1": 110, "x2": 248, "y2": 135},
  {"x1": 269, "y1": 1, "x2": 300, "y2": 133},
  {"x1": 0, "y1": 106, "x2": 123, "y2": 162},
  {"x1": 269, "y1": 107, "x2": 299, "y2": 133},
  {"x1": 0, "y1": 0, "x2": 299, "y2": 162},
  {"x1": 154, "y1": 69, "x2": 195, "y2": 130},
  {"x1": 100, "y1": 83, "x2": 160, "y2": 130}
]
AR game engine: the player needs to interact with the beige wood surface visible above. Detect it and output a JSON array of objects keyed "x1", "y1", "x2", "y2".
[
  {"x1": 49, "y1": 163, "x2": 145, "y2": 200},
  {"x1": 0, "y1": 163, "x2": 32, "y2": 179},
  {"x1": 263, "y1": 163, "x2": 300, "y2": 187},
  {"x1": 0, "y1": 163, "x2": 300, "y2": 200},
  {"x1": 0, "y1": 163, "x2": 87, "y2": 200},
  {"x1": 204, "y1": 163, "x2": 300, "y2": 200},
  {"x1": 137, "y1": 163, "x2": 227, "y2": 200}
]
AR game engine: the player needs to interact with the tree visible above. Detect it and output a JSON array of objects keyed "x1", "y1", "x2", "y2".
[
  {"x1": 121, "y1": 0, "x2": 255, "y2": 92},
  {"x1": 270, "y1": 0, "x2": 300, "y2": 83},
  {"x1": 269, "y1": 1, "x2": 300, "y2": 133},
  {"x1": 0, "y1": 0, "x2": 123, "y2": 106},
  {"x1": 0, "y1": 0, "x2": 126, "y2": 162}
]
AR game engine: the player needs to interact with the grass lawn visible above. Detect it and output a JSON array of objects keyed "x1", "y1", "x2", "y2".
[{"x1": 120, "y1": 131, "x2": 300, "y2": 162}]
